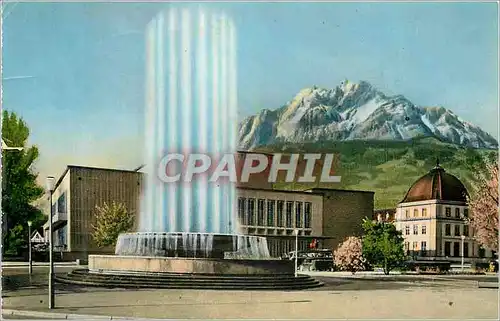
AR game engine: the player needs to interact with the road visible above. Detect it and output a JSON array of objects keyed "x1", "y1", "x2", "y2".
[{"x1": 2, "y1": 267, "x2": 498, "y2": 319}]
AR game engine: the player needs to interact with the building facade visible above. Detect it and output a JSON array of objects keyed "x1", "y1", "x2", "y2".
[
  {"x1": 236, "y1": 187, "x2": 373, "y2": 256},
  {"x1": 45, "y1": 163, "x2": 373, "y2": 259},
  {"x1": 394, "y1": 161, "x2": 495, "y2": 263},
  {"x1": 43, "y1": 166, "x2": 143, "y2": 259}
]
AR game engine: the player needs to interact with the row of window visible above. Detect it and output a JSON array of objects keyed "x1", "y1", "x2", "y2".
[
  {"x1": 267, "y1": 239, "x2": 309, "y2": 257},
  {"x1": 404, "y1": 224, "x2": 470, "y2": 236},
  {"x1": 444, "y1": 241, "x2": 470, "y2": 257},
  {"x1": 405, "y1": 241, "x2": 427, "y2": 252},
  {"x1": 445, "y1": 224, "x2": 469, "y2": 237},
  {"x1": 405, "y1": 225, "x2": 427, "y2": 235},
  {"x1": 406, "y1": 242, "x2": 494, "y2": 258},
  {"x1": 405, "y1": 241, "x2": 472, "y2": 257},
  {"x1": 404, "y1": 207, "x2": 469, "y2": 219},
  {"x1": 404, "y1": 208, "x2": 428, "y2": 218},
  {"x1": 237, "y1": 198, "x2": 312, "y2": 228},
  {"x1": 50, "y1": 192, "x2": 68, "y2": 215},
  {"x1": 56, "y1": 226, "x2": 67, "y2": 246},
  {"x1": 445, "y1": 207, "x2": 468, "y2": 218}
]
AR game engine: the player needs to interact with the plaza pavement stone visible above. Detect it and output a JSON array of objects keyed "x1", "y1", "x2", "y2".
[{"x1": 2, "y1": 270, "x2": 499, "y2": 319}]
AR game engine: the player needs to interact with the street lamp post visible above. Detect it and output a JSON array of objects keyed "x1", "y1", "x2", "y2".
[
  {"x1": 294, "y1": 229, "x2": 299, "y2": 277},
  {"x1": 28, "y1": 221, "x2": 32, "y2": 275},
  {"x1": 46, "y1": 176, "x2": 55, "y2": 309},
  {"x1": 461, "y1": 235, "x2": 465, "y2": 272}
]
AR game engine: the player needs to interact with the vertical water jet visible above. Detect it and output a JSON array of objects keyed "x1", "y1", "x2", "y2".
[{"x1": 141, "y1": 8, "x2": 238, "y2": 234}]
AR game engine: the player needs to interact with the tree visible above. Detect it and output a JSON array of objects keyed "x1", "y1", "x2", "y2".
[
  {"x1": 334, "y1": 236, "x2": 365, "y2": 274},
  {"x1": 91, "y1": 202, "x2": 134, "y2": 248},
  {"x1": 2, "y1": 110, "x2": 45, "y2": 255},
  {"x1": 467, "y1": 162, "x2": 499, "y2": 251},
  {"x1": 461, "y1": 149, "x2": 498, "y2": 193},
  {"x1": 362, "y1": 218, "x2": 405, "y2": 275}
]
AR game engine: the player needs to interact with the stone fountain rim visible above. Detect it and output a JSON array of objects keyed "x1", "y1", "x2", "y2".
[
  {"x1": 90, "y1": 254, "x2": 280, "y2": 261},
  {"x1": 118, "y1": 232, "x2": 267, "y2": 238}
]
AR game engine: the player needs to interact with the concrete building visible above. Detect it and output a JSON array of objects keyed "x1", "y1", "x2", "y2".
[
  {"x1": 44, "y1": 162, "x2": 373, "y2": 260},
  {"x1": 43, "y1": 166, "x2": 143, "y2": 260},
  {"x1": 238, "y1": 187, "x2": 374, "y2": 256},
  {"x1": 394, "y1": 160, "x2": 496, "y2": 263}
]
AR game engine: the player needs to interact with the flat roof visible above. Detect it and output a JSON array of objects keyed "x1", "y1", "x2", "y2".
[
  {"x1": 53, "y1": 165, "x2": 141, "y2": 191},
  {"x1": 237, "y1": 186, "x2": 324, "y2": 196},
  {"x1": 238, "y1": 186, "x2": 374, "y2": 196},
  {"x1": 52, "y1": 167, "x2": 70, "y2": 192},
  {"x1": 67, "y1": 164, "x2": 141, "y2": 174},
  {"x1": 305, "y1": 187, "x2": 375, "y2": 194}
]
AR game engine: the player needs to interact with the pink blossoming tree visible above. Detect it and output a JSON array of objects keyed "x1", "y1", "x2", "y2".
[
  {"x1": 467, "y1": 163, "x2": 499, "y2": 251},
  {"x1": 334, "y1": 236, "x2": 365, "y2": 274}
]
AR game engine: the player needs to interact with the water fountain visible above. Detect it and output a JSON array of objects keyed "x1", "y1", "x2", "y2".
[
  {"x1": 115, "y1": 233, "x2": 271, "y2": 259},
  {"x1": 56, "y1": 7, "x2": 322, "y2": 289}
]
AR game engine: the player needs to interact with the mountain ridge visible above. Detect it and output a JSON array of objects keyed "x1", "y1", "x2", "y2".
[{"x1": 238, "y1": 80, "x2": 498, "y2": 150}]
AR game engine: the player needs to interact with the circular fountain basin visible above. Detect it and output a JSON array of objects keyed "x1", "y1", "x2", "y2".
[
  {"x1": 115, "y1": 232, "x2": 271, "y2": 259},
  {"x1": 87, "y1": 232, "x2": 294, "y2": 276},
  {"x1": 88, "y1": 255, "x2": 294, "y2": 275}
]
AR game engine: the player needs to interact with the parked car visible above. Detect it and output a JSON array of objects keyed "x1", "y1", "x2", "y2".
[
  {"x1": 489, "y1": 260, "x2": 499, "y2": 272},
  {"x1": 283, "y1": 249, "x2": 334, "y2": 271}
]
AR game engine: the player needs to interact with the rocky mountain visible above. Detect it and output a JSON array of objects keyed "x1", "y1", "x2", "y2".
[{"x1": 238, "y1": 80, "x2": 498, "y2": 150}]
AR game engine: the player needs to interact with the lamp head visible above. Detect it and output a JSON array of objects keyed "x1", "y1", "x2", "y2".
[
  {"x1": 294, "y1": 229, "x2": 299, "y2": 236},
  {"x1": 27, "y1": 221, "x2": 32, "y2": 227},
  {"x1": 46, "y1": 176, "x2": 55, "y2": 192}
]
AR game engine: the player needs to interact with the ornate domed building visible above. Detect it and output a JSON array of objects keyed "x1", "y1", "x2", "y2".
[{"x1": 395, "y1": 159, "x2": 494, "y2": 264}]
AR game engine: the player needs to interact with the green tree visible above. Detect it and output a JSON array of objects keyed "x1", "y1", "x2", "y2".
[
  {"x1": 361, "y1": 218, "x2": 405, "y2": 275},
  {"x1": 91, "y1": 202, "x2": 134, "y2": 248},
  {"x1": 2, "y1": 110, "x2": 45, "y2": 255}
]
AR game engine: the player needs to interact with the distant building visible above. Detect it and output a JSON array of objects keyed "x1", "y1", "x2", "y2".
[
  {"x1": 394, "y1": 160, "x2": 496, "y2": 263},
  {"x1": 373, "y1": 208, "x2": 396, "y2": 222},
  {"x1": 44, "y1": 154, "x2": 373, "y2": 260},
  {"x1": 30, "y1": 230, "x2": 45, "y2": 244}
]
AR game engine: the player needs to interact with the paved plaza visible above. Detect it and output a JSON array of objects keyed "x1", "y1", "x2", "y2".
[{"x1": 2, "y1": 266, "x2": 499, "y2": 319}]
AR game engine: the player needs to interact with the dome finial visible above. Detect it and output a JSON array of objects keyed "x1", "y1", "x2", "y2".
[{"x1": 433, "y1": 157, "x2": 444, "y2": 171}]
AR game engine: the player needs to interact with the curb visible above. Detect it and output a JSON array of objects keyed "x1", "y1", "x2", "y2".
[
  {"x1": 477, "y1": 282, "x2": 499, "y2": 289},
  {"x1": 1, "y1": 309, "x2": 151, "y2": 320}
]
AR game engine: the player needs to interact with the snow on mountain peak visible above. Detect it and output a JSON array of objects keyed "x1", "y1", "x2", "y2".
[
  {"x1": 238, "y1": 80, "x2": 498, "y2": 150},
  {"x1": 340, "y1": 79, "x2": 356, "y2": 93}
]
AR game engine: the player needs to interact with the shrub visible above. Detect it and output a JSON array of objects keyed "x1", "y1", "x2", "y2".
[
  {"x1": 334, "y1": 236, "x2": 365, "y2": 274},
  {"x1": 91, "y1": 202, "x2": 134, "y2": 248}
]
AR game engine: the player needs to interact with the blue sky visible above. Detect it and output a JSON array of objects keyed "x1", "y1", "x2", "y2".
[{"x1": 2, "y1": 1, "x2": 498, "y2": 182}]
